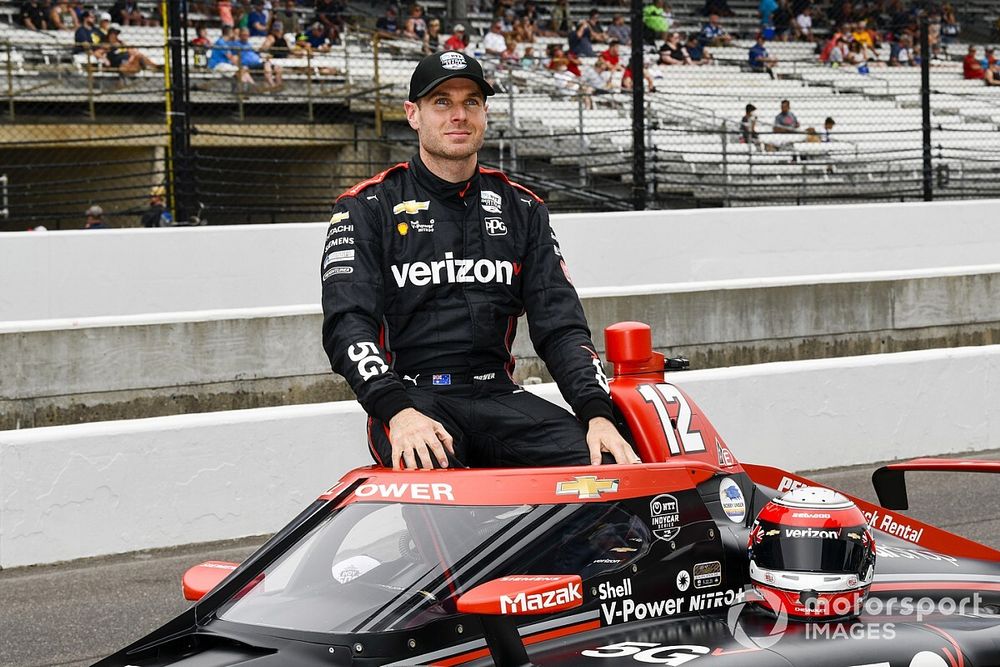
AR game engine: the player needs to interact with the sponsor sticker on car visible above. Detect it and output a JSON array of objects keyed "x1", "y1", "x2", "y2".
[
  {"x1": 649, "y1": 493, "x2": 680, "y2": 541},
  {"x1": 719, "y1": 478, "x2": 746, "y2": 523}
]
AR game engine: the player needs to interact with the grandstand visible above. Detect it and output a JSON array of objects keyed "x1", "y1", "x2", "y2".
[{"x1": 1, "y1": 0, "x2": 1000, "y2": 226}]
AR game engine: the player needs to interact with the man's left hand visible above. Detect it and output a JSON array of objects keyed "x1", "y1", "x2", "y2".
[{"x1": 586, "y1": 417, "x2": 641, "y2": 465}]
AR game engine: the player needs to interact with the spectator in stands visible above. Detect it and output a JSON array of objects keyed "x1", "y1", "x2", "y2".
[
  {"x1": 423, "y1": 18, "x2": 442, "y2": 53},
  {"x1": 512, "y1": 17, "x2": 535, "y2": 43},
  {"x1": 621, "y1": 64, "x2": 655, "y2": 92},
  {"x1": 643, "y1": 0, "x2": 671, "y2": 43},
  {"x1": 403, "y1": 4, "x2": 427, "y2": 41},
  {"x1": 238, "y1": 26, "x2": 283, "y2": 91},
  {"x1": 701, "y1": 14, "x2": 732, "y2": 47},
  {"x1": 600, "y1": 39, "x2": 622, "y2": 71},
  {"x1": 248, "y1": 2, "x2": 270, "y2": 36},
  {"x1": 963, "y1": 46, "x2": 985, "y2": 80},
  {"x1": 208, "y1": 24, "x2": 244, "y2": 80},
  {"x1": 940, "y1": 3, "x2": 959, "y2": 44},
  {"x1": 518, "y1": 0, "x2": 542, "y2": 31},
  {"x1": 771, "y1": 0, "x2": 793, "y2": 41},
  {"x1": 20, "y1": 0, "x2": 49, "y2": 30},
  {"x1": 105, "y1": 24, "x2": 158, "y2": 75},
  {"x1": 375, "y1": 6, "x2": 400, "y2": 39},
  {"x1": 500, "y1": 37, "x2": 520, "y2": 67},
  {"x1": 306, "y1": 21, "x2": 335, "y2": 52},
  {"x1": 274, "y1": 0, "x2": 301, "y2": 37},
  {"x1": 217, "y1": 0, "x2": 234, "y2": 27},
  {"x1": 483, "y1": 21, "x2": 507, "y2": 56},
  {"x1": 551, "y1": 61, "x2": 580, "y2": 96},
  {"x1": 520, "y1": 45, "x2": 538, "y2": 68},
  {"x1": 773, "y1": 99, "x2": 800, "y2": 133},
  {"x1": 315, "y1": 0, "x2": 344, "y2": 36},
  {"x1": 822, "y1": 116, "x2": 835, "y2": 142},
  {"x1": 985, "y1": 61, "x2": 1000, "y2": 87},
  {"x1": 759, "y1": 0, "x2": 777, "y2": 26},
  {"x1": 498, "y1": 8, "x2": 515, "y2": 33},
  {"x1": 94, "y1": 11, "x2": 113, "y2": 42},
  {"x1": 50, "y1": 1, "x2": 78, "y2": 30},
  {"x1": 607, "y1": 14, "x2": 630, "y2": 45},
  {"x1": 793, "y1": 6, "x2": 814, "y2": 42},
  {"x1": 588, "y1": 9, "x2": 607, "y2": 42},
  {"x1": 657, "y1": 33, "x2": 692, "y2": 65},
  {"x1": 580, "y1": 58, "x2": 613, "y2": 107},
  {"x1": 549, "y1": 0, "x2": 570, "y2": 36},
  {"x1": 111, "y1": 0, "x2": 144, "y2": 26},
  {"x1": 685, "y1": 34, "x2": 711, "y2": 64},
  {"x1": 703, "y1": 0, "x2": 734, "y2": 18},
  {"x1": 84, "y1": 205, "x2": 107, "y2": 229},
  {"x1": 748, "y1": 34, "x2": 778, "y2": 75},
  {"x1": 444, "y1": 24, "x2": 466, "y2": 51},
  {"x1": 888, "y1": 34, "x2": 915, "y2": 66},
  {"x1": 73, "y1": 11, "x2": 102, "y2": 54},
  {"x1": 568, "y1": 12, "x2": 600, "y2": 57},
  {"x1": 844, "y1": 40, "x2": 869, "y2": 68},
  {"x1": 261, "y1": 20, "x2": 292, "y2": 57},
  {"x1": 986, "y1": 47, "x2": 997, "y2": 68},
  {"x1": 740, "y1": 103, "x2": 760, "y2": 148},
  {"x1": 141, "y1": 186, "x2": 170, "y2": 227}
]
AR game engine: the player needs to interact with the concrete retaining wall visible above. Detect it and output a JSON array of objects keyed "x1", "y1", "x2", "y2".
[
  {"x1": 5, "y1": 268, "x2": 1000, "y2": 429},
  {"x1": 3, "y1": 344, "x2": 999, "y2": 568},
  {"x1": 4, "y1": 199, "x2": 1000, "y2": 321}
]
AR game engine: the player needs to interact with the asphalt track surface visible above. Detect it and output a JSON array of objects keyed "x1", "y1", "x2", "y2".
[{"x1": 4, "y1": 450, "x2": 999, "y2": 667}]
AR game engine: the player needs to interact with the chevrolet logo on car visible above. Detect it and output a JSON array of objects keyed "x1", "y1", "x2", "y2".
[
  {"x1": 556, "y1": 476, "x2": 619, "y2": 500},
  {"x1": 393, "y1": 200, "x2": 430, "y2": 215}
]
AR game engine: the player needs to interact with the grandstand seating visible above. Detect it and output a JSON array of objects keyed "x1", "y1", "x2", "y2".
[{"x1": 1, "y1": 1, "x2": 999, "y2": 211}]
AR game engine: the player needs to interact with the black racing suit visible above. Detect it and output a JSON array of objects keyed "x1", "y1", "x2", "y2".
[{"x1": 321, "y1": 154, "x2": 614, "y2": 466}]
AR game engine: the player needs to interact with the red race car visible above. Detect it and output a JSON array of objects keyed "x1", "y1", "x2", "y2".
[{"x1": 95, "y1": 322, "x2": 1000, "y2": 667}]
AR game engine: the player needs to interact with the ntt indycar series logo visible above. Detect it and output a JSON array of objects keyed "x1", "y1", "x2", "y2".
[{"x1": 391, "y1": 251, "x2": 521, "y2": 287}]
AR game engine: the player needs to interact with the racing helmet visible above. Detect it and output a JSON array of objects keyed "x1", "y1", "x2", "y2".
[{"x1": 747, "y1": 486, "x2": 875, "y2": 620}]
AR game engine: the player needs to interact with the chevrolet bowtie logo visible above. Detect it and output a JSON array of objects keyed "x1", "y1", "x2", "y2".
[
  {"x1": 556, "y1": 476, "x2": 619, "y2": 500},
  {"x1": 393, "y1": 200, "x2": 430, "y2": 215}
]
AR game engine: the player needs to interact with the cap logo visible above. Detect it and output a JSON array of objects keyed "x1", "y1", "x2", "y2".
[{"x1": 440, "y1": 52, "x2": 468, "y2": 70}]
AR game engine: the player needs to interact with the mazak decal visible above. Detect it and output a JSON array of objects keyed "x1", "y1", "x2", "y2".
[
  {"x1": 481, "y1": 190, "x2": 502, "y2": 213},
  {"x1": 391, "y1": 252, "x2": 521, "y2": 287},
  {"x1": 864, "y1": 509, "x2": 925, "y2": 544},
  {"x1": 719, "y1": 478, "x2": 746, "y2": 523},
  {"x1": 649, "y1": 493, "x2": 681, "y2": 542},
  {"x1": 499, "y1": 580, "x2": 581, "y2": 614},
  {"x1": 393, "y1": 200, "x2": 430, "y2": 215},
  {"x1": 556, "y1": 476, "x2": 619, "y2": 500},
  {"x1": 354, "y1": 482, "x2": 455, "y2": 501},
  {"x1": 485, "y1": 217, "x2": 507, "y2": 236},
  {"x1": 693, "y1": 561, "x2": 722, "y2": 589}
]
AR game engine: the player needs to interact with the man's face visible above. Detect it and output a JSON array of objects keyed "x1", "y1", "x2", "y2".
[
  {"x1": 709, "y1": 13, "x2": 719, "y2": 25},
  {"x1": 781, "y1": 101, "x2": 790, "y2": 112},
  {"x1": 404, "y1": 78, "x2": 487, "y2": 163},
  {"x1": 239, "y1": 29, "x2": 250, "y2": 41}
]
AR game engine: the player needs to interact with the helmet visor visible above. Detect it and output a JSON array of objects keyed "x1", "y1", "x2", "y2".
[{"x1": 754, "y1": 522, "x2": 873, "y2": 576}]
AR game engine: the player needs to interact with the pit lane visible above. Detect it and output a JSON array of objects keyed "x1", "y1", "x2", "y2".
[{"x1": 3, "y1": 450, "x2": 999, "y2": 667}]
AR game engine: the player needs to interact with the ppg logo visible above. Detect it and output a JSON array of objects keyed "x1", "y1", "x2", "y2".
[{"x1": 485, "y1": 217, "x2": 507, "y2": 236}]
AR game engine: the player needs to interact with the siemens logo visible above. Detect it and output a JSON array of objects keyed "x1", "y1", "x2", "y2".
[{"x1": 391, "y1": 251, "x2": 521, "y2": 287}]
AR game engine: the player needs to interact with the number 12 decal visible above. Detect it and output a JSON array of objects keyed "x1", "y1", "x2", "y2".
[{"x1": 637, "y1": 384, "x2": 706, "y2": 455}]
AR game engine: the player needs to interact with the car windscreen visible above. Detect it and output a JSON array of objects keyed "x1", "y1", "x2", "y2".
[{"x1": 216, "y1": 501, "x2": 650, "y2": 634}]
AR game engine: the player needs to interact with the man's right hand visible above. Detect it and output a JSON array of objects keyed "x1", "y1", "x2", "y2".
[{"x1": 388, "y1": 408, "x2": 455, "y2": 470}]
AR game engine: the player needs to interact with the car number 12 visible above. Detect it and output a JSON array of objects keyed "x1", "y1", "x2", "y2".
[
  {"x1": 581, "y1": 642, "x2": 710, "y2": 665},
  {"x1": 637, "y1": 384, "x2": 706, "y2": 456}
]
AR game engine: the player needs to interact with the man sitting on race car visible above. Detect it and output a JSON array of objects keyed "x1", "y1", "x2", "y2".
[{"x1": 320, "y1": 51, "x2": 640, "y2": 470}]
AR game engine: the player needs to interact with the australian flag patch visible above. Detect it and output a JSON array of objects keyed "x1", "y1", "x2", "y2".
[{"x1": 432, "y1": 374, "x2": 451, "y2": 386}]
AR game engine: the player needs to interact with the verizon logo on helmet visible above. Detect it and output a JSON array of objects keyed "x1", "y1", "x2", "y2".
[
  {"x1": 785, "y1": 527, "x2": 840, "y2": 539},
  {"x1": 499, "y1": 581, "x2": 582, "y2": 614},
  {"x1": 391, "y1": 251, "x2": 520, "y2": 287}
]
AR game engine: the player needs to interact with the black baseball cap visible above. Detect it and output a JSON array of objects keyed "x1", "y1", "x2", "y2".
[{"x1": 408, "y1": 51, "x2": 495, "y2": 102}]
